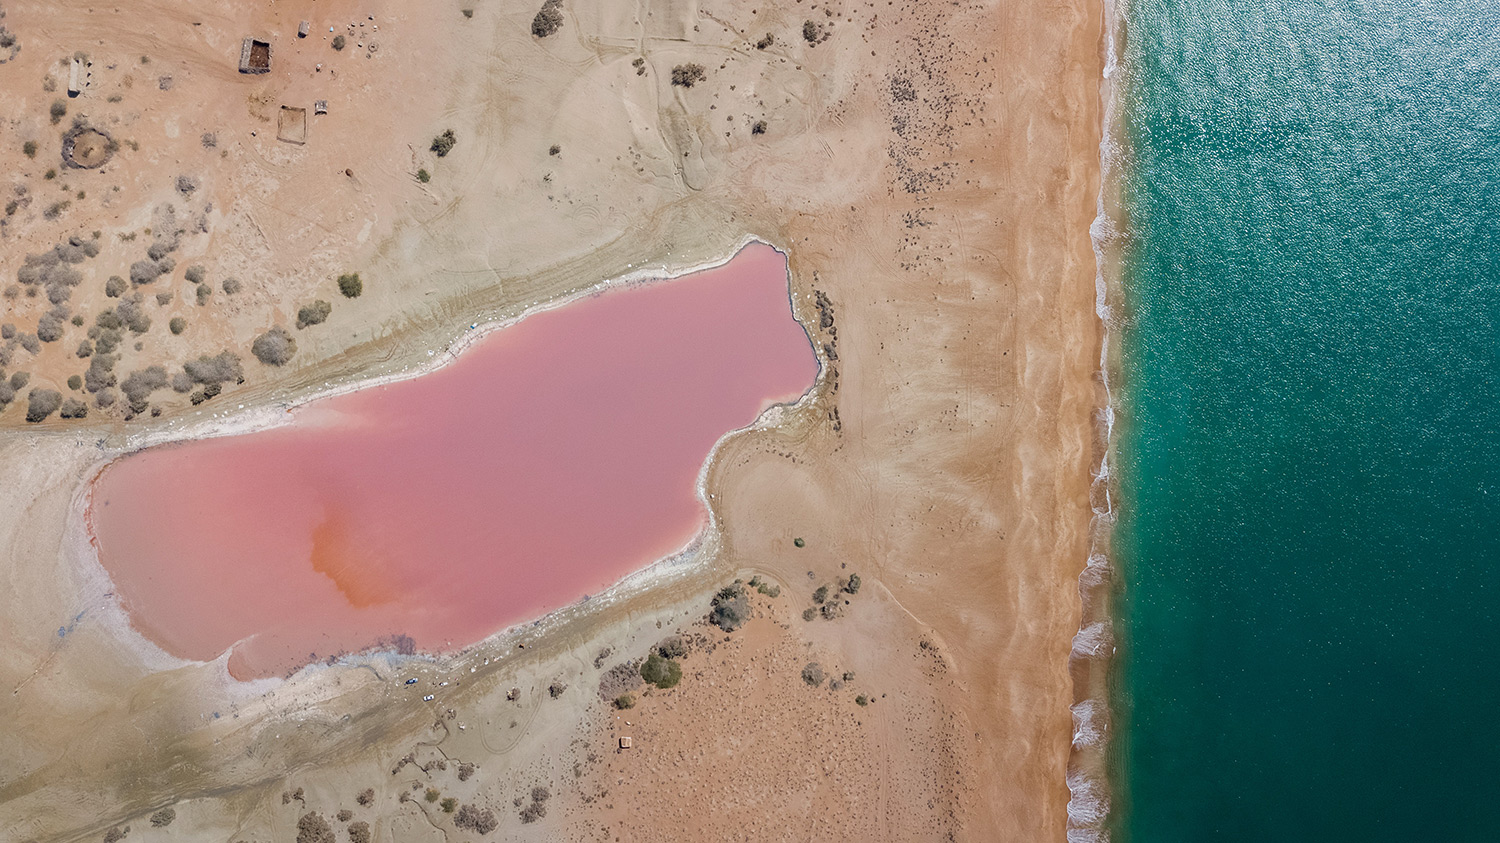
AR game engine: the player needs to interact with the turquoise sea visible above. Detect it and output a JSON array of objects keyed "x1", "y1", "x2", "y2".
[{"x1": 1114, "y1": 1, "x2": 1500, "y2": 840}]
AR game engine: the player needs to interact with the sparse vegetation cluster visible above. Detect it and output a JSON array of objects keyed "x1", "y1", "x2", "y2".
[
  {"x1": 671, "y1": 63, "x2": 707, "y2": 88},
  {"x1": 708, "y1": 582, "x2": 750, "y2": 631},
  {"x1": 531, "y1": 0, "x2": 564, "y2": 38}
]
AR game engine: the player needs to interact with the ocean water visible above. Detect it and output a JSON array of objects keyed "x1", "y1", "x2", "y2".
[{"x1": 1113, "y1": 2, "x2": 1500, "y2": 841}]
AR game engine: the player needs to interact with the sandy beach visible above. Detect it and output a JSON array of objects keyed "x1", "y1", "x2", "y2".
[{"x1": 0, "y1": 0, "x2": 1102, "y2": 839}]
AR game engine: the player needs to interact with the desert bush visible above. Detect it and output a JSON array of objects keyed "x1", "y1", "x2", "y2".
[
  {"x1": 296, "y1": 299, "x2": 332, "y2": 329},
  {"x1": 171, "y1": 371, "x2": 193, "y2": 393},
  {"x1": 803, "y1": 20, "x2": 826, "y2": 44},
  {"x1": 221, "y1": 277, "x2": 242, "y2": 294},
  {"x1": 430, "y1": 129, "x2": 456, "y2": 157},
  {"x1": 18, "y1": 332, "x2": 41, "y2": 354},
  {"x1": 149, "y1": 807, "x2": 175, "y2": 827},
  {"x1": 295, "y1": 812, "x2": 334, "y2": 843},
  {"x1": 23, "y1": 140, "x2": 37, "y2": 158},
  {"x1": 614, "y1": 693, "x2": 636, "y2": 709},
  {"x1": 26, "y1": 388, "x2": 62, "y2": 422},
  {"x1": 168, "y1": 317, "x2": 186, "y2": 335},
  {"x1": 11, "y1": 372, "x2": 30, "y2": 390},
  {"x1": 50, "y1": 99, "x2": 67, "y2": 123},
  {"x1": 0, "y1": 383, "x2": 12, "y2": 406},
  {"x1": 252, "y1": 326, "x2": 297, "y2": 365},
  {"x1": 531, "y1": 0, "x2": 563, "y2": 37},
  {"x1": 95, "y1": 387, "x2": 117, "y2": 407},
  {"x1": 751, "y1": 120, "x2": 768, "y2": 135},
  {"x1": 455, "y1": 804, "x2": 498, "y2": 834},
  {"x1": 458, "y1": 762, "x2": 476, "y2": 781},
  {"x1": 347, "y1": 821, "x2": 371, "y2": 843},
  {"x1": 356, "y1": 788, "x2": 375, "y2": 806},
  {"x1": 598, "y1": 661, "x2": 642, "y2": 700},
  {"x1": 196, "y1": 283, "x2": 211, "y2": 305},
  {"x1": 116, "y1": 295, "x2": 152, "y2": 333},
  {"x1": 0, "y1": 324, "x2": 12, "y2": 339},
  {"x1": 756, "y1": 33, "x2": 774, "y2": 49},
  {"x1": 856, "y1": 694, "x2": 869, "y2": 706},
  {"x1": 656, "y1": 635, "x2": 688, "y2": 659},
  {"x1": 757, "y1": 582, "x2": 781, "y2": 597},
  {"x1": 129, "y1": 260, "x2": 162, "y2": 285},
  {"x1": 548, "y1": 680, "x2": 567, "y2": 698},
  {"x1": 640, "y1": 653, "x2": 681, "y2": 689},
  {"x1": 155, "y1": 291, "x2": 172, "y2": 305},
  {"x1": 332, "y1": 35, "x2": 346, "y2": 50},
  {"x1": 549, "y1": 144, "x2": 561, "y2": 155},
  {"x1": 37, "y1": 309, "x2": 67, "y2": 342},
  {"x1": 802, "y1": 607, "x2": 817, "y2": 622},
  {"x1": 102, "y1": 826, "x2": 127, "y2": 843},
  {"x1": 441, "y1": 797, "x2": 458, "y2": 813},
  {"x1": 843, "y1": 573, "x2": 862, "y2": 594},
  {"x1": 709, "y1": 583, "x2": 750, "y2": 631},
  {"x1": 812, "y1": 585, "x2": 829, "y2": 604},
  {"x1": 76, "y1": 340, "x2": 93, "y2": 358},
  {"x1": 337, "y1": 272, "x2": 362, "y2": 298},
  {"x1": 670, "y1": 63, "x2": 706, "y2": 87},
  {"x1": 184, "y1": 265, "x2": 205, "y2": 284},
  {"x1": 95, "y1": 310, "x2": 122, "y2": 330},
  {"x1": 121, "y1": 366, "x2": 167, "y2": 411},
  {"x1": 95, "y1": 328, "x2": 122, "y2": 354},
  {"x1": 105, "y1": 275, "x2": 126, "y2": 297},
  {"x1": 185, "y1": 351, "x2": 242, "y2": 385},
  {"x1": 85, "y1": 354, "x2": 117, "y2": 392},
  {"x1": 520, "y1": 801, "x2": 547, "y2": 823},
  {"x1": 801, "y1": 662, "x2": 825, "y2": 687}
]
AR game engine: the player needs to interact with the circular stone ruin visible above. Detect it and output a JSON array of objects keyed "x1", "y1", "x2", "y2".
[{"x1": 61, "y1": 125, "x2": 114, "y2": 169}]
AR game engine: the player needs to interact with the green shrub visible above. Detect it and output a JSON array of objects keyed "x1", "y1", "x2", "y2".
[
  {"x1": 416, "y1": 168, "x2": 430, "y2": 183},
  {"x1": 614, "y1": 693, "x2": 636, "y2": 709},
  {"x1": 812, "y1": 585, "x2": 829, "y2": 604},
  {"x1": 332, "y1": 35, "x2": 346, "y2": 50},
  {"x1": 168, "y1": 317, "x2": 187, "y2": 335},
  {"x1": 337, "y1": 272, "x2": 362, "y2": 298},
  {"x1": 424, "y1": 787, "x2": 440, "y2": 803},
  {"x1": 856, "y1": 695, "x2": 869, "y2": 706},
  {"x1": 430, "y1": 129, "x2": 456, "y2": 157},
  {"x1": 50, "y1": 99, "x2": 67, "y2": 124},
  {"x1": 441, "y1": 797, "x2": 458, "y2": 813},
  {"x1": 67, "y1": 375, "x2": 82, "y2": 390},
  {"x1": 640, "y1": 653, "x2": 681, "y2": 689},
  {"x1": 150, "y1": 807, "x2": 176, "y2": 827},
  {"x1": 22, "y1": 140, "x2": 37, "y2": 158}
]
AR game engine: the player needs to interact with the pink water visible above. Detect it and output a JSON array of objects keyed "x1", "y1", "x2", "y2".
[{"x1": 88, "y1": 244, "x2": 816, "y2": 679}]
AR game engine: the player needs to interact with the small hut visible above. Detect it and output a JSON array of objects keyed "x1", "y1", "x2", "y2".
[
  {"x1": 298, "y1": 21, "x2": 311, "y2": 38},
  {"x1": 238, "y1": 38, "x2": 271, "y2": 74},
  {"x1": 618, "y1": 736, "x2": 633, "y2": 750}
]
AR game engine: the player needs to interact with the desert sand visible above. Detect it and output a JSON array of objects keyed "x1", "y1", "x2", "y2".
[{"x1": 0, "y1": 0, "x2": 1102, "y2": 839}]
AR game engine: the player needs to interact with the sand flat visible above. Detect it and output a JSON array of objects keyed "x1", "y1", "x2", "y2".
[{"x1": 0, "y1": 0, "x2": 1101, "y2": 838}]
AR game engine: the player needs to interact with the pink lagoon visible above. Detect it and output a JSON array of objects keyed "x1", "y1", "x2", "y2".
[{"x1": 88, "y1": 244, "x2": 817, "y2": 679}]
